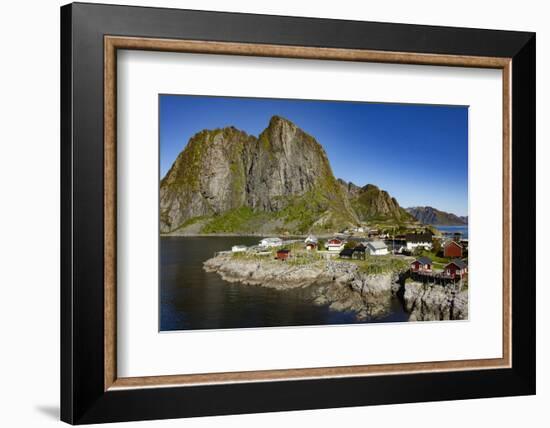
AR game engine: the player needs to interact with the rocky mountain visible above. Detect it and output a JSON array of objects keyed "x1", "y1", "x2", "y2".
[
  {"x1": 160, "y1": 116, "x2": 357, "y2": 234},
  {"x1": 338, "y1": 181, "x2": 413, "y2": 223},
  {"x1": 336, "y1": 179, "x2": 361, "y2": 198},
  {"x1": 406, "y1": 206, "x2": 467, "y2": 226},
  {"x1": 160, "y1": 126, "x2": 253, "y2": 231}
]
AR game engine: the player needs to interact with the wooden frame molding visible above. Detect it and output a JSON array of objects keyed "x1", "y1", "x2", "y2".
[{"x1": 104, "y1": 35, "x2": 513, "y2": 391}]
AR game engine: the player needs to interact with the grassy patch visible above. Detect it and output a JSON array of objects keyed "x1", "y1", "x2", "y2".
[
  {"x1": 201, "y1": 207, "x2": 259, "y2": 233},
  {"x1": 286, "y1": 253, "x2": 325, "y2": 266},
  {"x1": 276, "y1": 191, "x2": 326, "y2": 233},
  {"x1": 230, "y1": 251, "x2": 269, "y2": 261},
  {"x1": 350, "y1": 255, "x2": 410, "y2": 275},
  {"x1": 417, "y1": 249, "x2": 452, "y2": 265},
  {"x1": 432, "y1": 261, "x2": 446, "y2": 270},
  {"x1": 172, "y1": 215, "x2": 207, "y2": 232}
]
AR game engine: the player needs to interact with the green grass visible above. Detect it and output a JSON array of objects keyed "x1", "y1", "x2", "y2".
[
  {"x1": 286, "y1": 253, "x2": 325, "y2": 266},
  {"x1": 230, "y1": 251, "x2": 267, "y2": 260},
  {"x1": 228, "y1": 246, "x2": 410, "y2": 276},
  {"x1": 349, "y1": 255, "x2": 410, "y2": 275},
  {"x1": 201, "y1": 207, "x2": 259, "y2": 233},
  {"x1": 172, "y1": 215, "x2": 207, "y2": 232},
  {"x1": 417, "y1": 249, "x2": 452, "y2": 265},
  {"x1": 275, "y1": 190, "x2": 328, "y2": 233}
]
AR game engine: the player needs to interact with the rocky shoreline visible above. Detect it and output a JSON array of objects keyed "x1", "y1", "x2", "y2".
[
  {"x1": 203, "y1": 254, "x2": 468, "y2": 322},
  {"x1": 403, "y1": 281, "x2": 468, "y2": 321}
]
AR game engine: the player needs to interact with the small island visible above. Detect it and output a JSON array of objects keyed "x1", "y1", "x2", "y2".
[{"x1": 203, "y1": 232, "x2": 468, "y2": 322}]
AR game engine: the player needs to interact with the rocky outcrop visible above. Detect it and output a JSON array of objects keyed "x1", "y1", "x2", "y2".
[
  {"x1": 403, "y1": 280, "x2": 468, "y2": 321},
  {"x1": 406, "y1": 206, "x2": 467, "y2": 226},
  {"x1": 246, "y1": 117, "x2": 335, "y2": 212},
  {"x1": 312, "y1": 262, "x2": 402, "y2": 318},
  {"x1": 160, "y1": 127, "x2": 254, "y2": 231},
  {"x1": 204, "y1": 255, "x2": 406, "y2": 320},
  {"x1": 203, "y1": 255, "x2": 329, "y2": 289},
  {"x1": 160, "y1": 116, "x2": 357, "y2": 233},
  {"x1": 204, "y1": 254, "x2": 468, "y2": 322},
  {"x1": 204, "y1": 255, "x2": 398, "y2": 294},
  {"x1": 341, "y1": 182, "x2": 413, "y2": 223},
  {"x1": 337, "y1": 179, "x2": 361, "y2": 198}
]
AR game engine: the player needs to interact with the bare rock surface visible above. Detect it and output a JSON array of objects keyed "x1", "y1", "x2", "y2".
[
  {"x1": 204, "y1": 254, "x2": 469, "y2": 322},
  {"x1": 204, "y1": 255, "x2": 405, "y2": 320},
  {"x1": 403, "y1": 281, "x2": 468, "y2": 321}
]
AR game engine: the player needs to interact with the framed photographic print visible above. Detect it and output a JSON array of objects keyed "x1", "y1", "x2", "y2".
[{"x1": 60, "y1": 2, "x2": 535, "y2": 424}]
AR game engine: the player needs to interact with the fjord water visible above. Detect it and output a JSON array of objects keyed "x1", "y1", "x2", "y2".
[
  {"x1": 160, "y1": 236, "x2": 408, "y2": 331},
  {"x1": 434, "y1": 225, "x2": 469, "y2": 239}
]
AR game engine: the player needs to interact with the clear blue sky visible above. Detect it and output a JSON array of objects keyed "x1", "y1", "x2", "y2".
[{"x1": 160, "y1": 95, "x2": 468, "y2": 216}]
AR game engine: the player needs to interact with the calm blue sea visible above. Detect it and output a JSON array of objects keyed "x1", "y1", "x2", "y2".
[
  {"x1": 160, "y1": 236, "x2": 408, "y2": 331},
  {"x1": 435, "y1": 225, "x2": 469, "y2": 239}
]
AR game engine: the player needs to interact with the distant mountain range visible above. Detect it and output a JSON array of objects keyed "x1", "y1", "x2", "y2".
[
  {"x1": 406, "y1": 206, "x2": 467, "y2": 226},
  {"x1": 160, "y1": 115, "x2": 453, "y2": 235}
]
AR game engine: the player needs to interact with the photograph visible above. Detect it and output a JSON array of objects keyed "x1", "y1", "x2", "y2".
[
  {"x1": 53, "y1": 2, "x2": 537, "y2": 424},
  {"x1": 159, "y1": 95, "x2": 469, "y2": 331}
]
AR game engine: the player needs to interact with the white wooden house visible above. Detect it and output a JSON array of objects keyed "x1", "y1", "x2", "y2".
[
  {"x1": 366, "y1": 240, "x2": 389, "y2": 256},
  {"x1": 259, "y1": 237, "x2": 283, "y2": 248},
  {"x1": 405, "y1": 233, "x2": 433, "y2": 251}
]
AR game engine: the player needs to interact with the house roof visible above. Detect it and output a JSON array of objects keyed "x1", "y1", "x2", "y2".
[
  {"x1": 367, "y1": 240, "x2": 387, "y2": 250},
  {"x1": 328, "y1": 238, "x2": 343, "y2": 244},
  {"x1": 406, "y1": 233, "x2": 433, "y2": 243},
  {"x1": 414, "y1": 256, "x2": 432, "y2": 265},
  {"x1": 277, "y1": 249, "x2": 290, "y2": 254},
  {"x1": 444, "y1": 240, "x2": 463, "y2": 248},
  {"x1": 446, "y1": 259, "x2": 467, "y2": 269},
  {"x1": 339, "y1": 248, "x2": 355, "y2": 257}
]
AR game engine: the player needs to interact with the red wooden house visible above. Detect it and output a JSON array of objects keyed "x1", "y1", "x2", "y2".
[
  {"x1": 444, "y1": 259, "x2": 468, "y2": 279},
  {"x1": 410, "y1": 256, "x2": 432, "y2": 273},
  {"x1": 327, "y1": 238, "x2": 344, "y2": 251},
  {"x1": 276, "y1": 249, "x2": 291, "y2": 261},
  {"x1": 443, "y1": 240, "x2": 463, "y2": 258}
]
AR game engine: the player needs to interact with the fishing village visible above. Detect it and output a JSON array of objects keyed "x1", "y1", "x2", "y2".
[
  {"x1": 216, "y1": 226, "x2": 468, "y2": 285},
  {"x1": 203, "y1": 226, "x2": 469, "y2": 322}
]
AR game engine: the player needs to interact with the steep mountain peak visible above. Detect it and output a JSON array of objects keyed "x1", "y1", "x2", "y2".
[
  {"x1": 362, "y1": 183, "x2": 379, "y2": 192},
  {"x1": 160, "y1": 118, "x2": 356, "y2": 233},
  {"x1": 337, "y1": 179, "x2": 411, "y2": 223},
  {"x1": 268, "y1": 114, "x2": 292, "y2": 125},
  {"x1": 354, "y1": 183, "x2": 411, "y2": 223}
]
